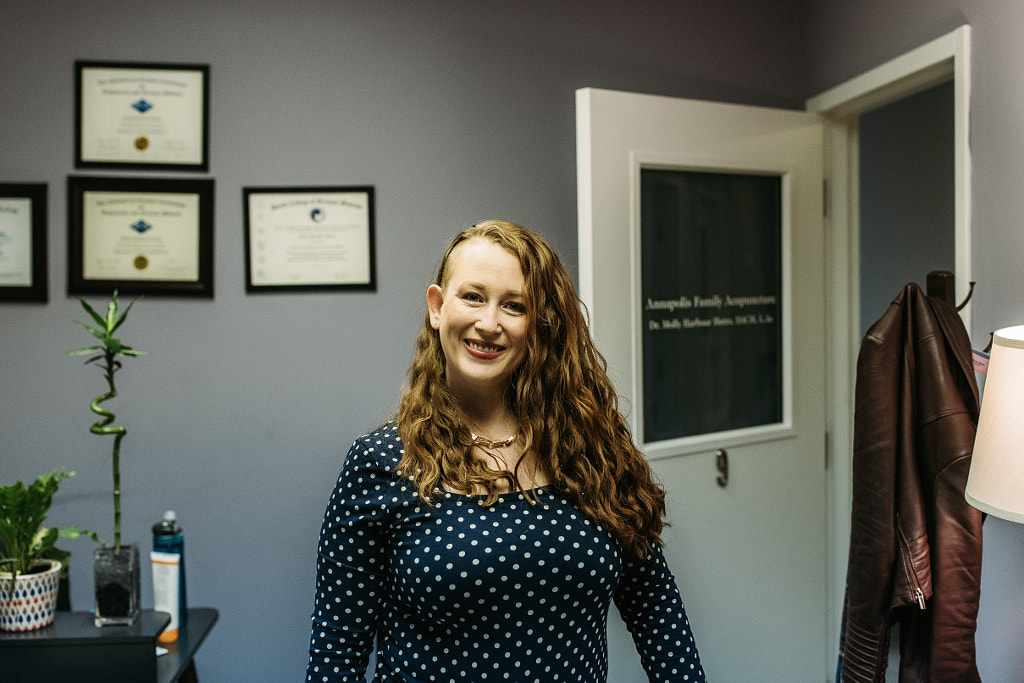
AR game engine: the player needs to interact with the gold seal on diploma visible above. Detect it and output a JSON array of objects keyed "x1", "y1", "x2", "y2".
[
  {"x1": 134, "y1": 255, "x2": 149, "y2": 270},
  {"x1": 135, "y1": 136, "x2": 149, "y2": 151}
]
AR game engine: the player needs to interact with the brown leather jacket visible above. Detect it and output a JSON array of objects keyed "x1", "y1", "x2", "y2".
[{"x1": 841, "y1": 284, "x2": 983, "y2": 682}]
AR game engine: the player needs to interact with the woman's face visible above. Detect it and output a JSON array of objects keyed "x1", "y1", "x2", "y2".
[{"x1": 427, "y1": 237, "x2": 529, "y2": 400}]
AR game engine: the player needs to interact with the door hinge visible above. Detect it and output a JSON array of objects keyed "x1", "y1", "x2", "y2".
[
  {"x1": 824, "y1": 431, "x2": 830, "y2": 470},
  {"x1": 822, "y1": 178, "x2": 829, "y2": 219}
]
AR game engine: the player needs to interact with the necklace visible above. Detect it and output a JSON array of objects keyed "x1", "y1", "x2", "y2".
[{"x1": 470, "y1": 432, "x2": 516, "y2": 448}]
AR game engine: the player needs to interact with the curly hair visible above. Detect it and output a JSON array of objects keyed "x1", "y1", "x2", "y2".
[{"x1": 396, "y1": 220, "x2": 666, "y2": 558}]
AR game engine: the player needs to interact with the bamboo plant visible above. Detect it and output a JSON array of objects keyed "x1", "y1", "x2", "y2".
[{"x1": 69, "y1": 291, "x2": 144, "y2": 553}]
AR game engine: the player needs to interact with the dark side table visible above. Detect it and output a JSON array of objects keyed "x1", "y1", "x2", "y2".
[{"x1": 0, "y1": 607, "x2": 218, "y2": 682}]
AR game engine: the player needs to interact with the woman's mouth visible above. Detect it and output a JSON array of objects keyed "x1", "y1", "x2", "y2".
[{"x1": 465, "y1": 339, "x2": 504, "y2": 358}]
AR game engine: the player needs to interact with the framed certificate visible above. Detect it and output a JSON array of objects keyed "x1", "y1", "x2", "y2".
[
  {"x1": 243, "y1": 186, "x2": 376, "y2": 292},
  {"x1": 75, "y1": 61, "x2": 210, "y2": 171},
  {"x1": 0, "y1": 183, "x2": 48, "y2": 302},
  {"x1": 68, "y1": 176, "x2": 214, "y2": 297}
]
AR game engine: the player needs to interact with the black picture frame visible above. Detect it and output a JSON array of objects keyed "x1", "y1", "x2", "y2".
[
  {"x1": 68, "y1": 175, "x2": 215, "y2": 297},
  {"x1": 0, "y1": 183, "x2": 48, "y2": 303},
  {"x1": 243, "y1": 186, "x2": 376, "y2": 293},
  {"x1": 75, "y1": 60, "x2": 210, "y2": 172}
]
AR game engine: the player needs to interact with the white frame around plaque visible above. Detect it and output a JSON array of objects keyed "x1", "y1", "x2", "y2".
[{"x1": 630, "y1": 151, "x2": 795, "y2": 459}]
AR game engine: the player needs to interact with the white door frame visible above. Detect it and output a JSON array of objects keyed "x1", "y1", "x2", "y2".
[{"x1": 807, "y1": 25, "x2": 972, "y2": 663}]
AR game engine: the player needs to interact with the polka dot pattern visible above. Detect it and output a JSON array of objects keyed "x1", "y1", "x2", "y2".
[{"x1": 307, "y1": 424, "x2": 705, "y2": 682}]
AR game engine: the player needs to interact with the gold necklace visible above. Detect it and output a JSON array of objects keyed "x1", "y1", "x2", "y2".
[{"x1": 470, "y1": 432, "x2": 516, "y2": 448}]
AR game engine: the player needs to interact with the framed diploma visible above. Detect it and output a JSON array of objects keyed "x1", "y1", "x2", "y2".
[
  {"x1": 75, "y1": 61, "x2": 210, "y2": 171},
  {"x1": 0, "y1": 183, "x2": 48, "y2": 302},
  {"x1": 243, "y1": 186, "x2": 376, "y2": 292},
  {"x1": 68, "y1": 176, "x2": 214, "y2": 297}
]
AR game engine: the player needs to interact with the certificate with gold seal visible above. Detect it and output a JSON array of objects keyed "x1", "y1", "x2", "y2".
[
  {"x1": 68, "y1": 176, "x2": 214, "y2": 297},
  {"x1": 76, "y1": 61, "x2": 209, "y2": 171},
  {"x1": 243, "y1": 186, "x2": 376, "y2": 292}
]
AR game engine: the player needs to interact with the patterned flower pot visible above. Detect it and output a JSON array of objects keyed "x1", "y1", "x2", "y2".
[
  {"x1": 94, "y1": 544, "x2": 141, "y2": 626},
  {"x1": 0, "y1": 560, "x2": 62, "y2": 632}
]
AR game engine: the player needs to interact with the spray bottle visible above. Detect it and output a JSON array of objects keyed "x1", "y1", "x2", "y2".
[{"x1": 151, "y1": 510, "x2": 187, "y2": 643}]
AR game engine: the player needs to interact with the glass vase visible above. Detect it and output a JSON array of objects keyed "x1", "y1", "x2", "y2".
[{"x1": 93, "y1": 544, "x2": 141, "y2": 626}]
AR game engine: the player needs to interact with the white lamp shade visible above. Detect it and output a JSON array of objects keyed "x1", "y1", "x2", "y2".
[{"x1": 966, "y1": 324, "x2": 1024, "y2": 523}]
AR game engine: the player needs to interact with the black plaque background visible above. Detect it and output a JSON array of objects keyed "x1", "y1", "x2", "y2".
[{"x1": 640, "y1": 168, "x2": 783, "y2": 442}]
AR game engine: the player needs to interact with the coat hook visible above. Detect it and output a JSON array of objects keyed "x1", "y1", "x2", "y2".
[
  {"x1": 956, "y1": 281, "x2": 976, "y2": 312},
  {"x1": 715, "y1": 449, "x2": 728, "y2": 488}
]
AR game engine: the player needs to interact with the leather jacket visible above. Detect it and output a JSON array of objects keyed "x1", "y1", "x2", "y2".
[{"x1": 841, "y1": 284, "x2": 983, "y2": 682}]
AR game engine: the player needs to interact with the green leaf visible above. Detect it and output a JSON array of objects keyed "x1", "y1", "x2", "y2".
[
  {"x1": 59, "y1": 525, "x2": 102, "y2": 543},
  {"x1": 84, "y1": 324, "x2": 106, "y2": 341},
  {"x1": 69, "y1": 346, "x2": 101, "y2": 356},
  {"x1": 112, "y1": 297, "x2": 137, "y2": 333},
  {"x1": 77, "y1": 297, "x2": 106, "y2": 329},
  {"x1": 106, "y1": 303, "x2": 117, "y2": 330},
  {"x1": 31, "y1": 526, "x2": 60, "y2": 557}
]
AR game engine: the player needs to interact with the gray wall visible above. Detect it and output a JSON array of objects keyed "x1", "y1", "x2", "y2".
[
  {"x1": 0, "y1": 2, "x2": 806, "y2": 681},
  {"x1": 805, "y1": 2, "x2": 1024, "y2": 680}
]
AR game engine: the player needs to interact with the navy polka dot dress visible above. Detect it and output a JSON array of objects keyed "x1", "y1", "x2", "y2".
[{"x1": 307, "y1": 424, "x2": 705, "y2": 682}]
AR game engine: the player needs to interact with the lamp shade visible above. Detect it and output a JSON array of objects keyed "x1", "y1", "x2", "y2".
[{"x1": 966, "y1": 324, "x2": 1024, "y2": 523}]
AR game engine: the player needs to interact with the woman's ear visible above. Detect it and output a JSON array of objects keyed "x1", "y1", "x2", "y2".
[{"x1": 426, "y1": 284, "x2": 444, "y2": 329}]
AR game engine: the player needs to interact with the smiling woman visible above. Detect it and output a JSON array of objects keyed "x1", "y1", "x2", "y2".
[
  {"x1": 307, "y1": 220, "x2": 706, "y2": 683},
  {"x1": 426, "y1": 237, "x2": 530, "y2": 412}
]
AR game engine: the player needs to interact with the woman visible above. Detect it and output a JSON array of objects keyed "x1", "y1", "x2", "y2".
[{"x1": 308, "y1": 220, "x2": 704, "y2": 682}]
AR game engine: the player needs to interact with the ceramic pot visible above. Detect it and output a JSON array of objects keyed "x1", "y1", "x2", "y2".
[
  {"x1": 94, "y1": 544, "x2": 141, "y2": 626},
  {"x1": 0, "y1": 560, "x2": 62, "y2": 632}
]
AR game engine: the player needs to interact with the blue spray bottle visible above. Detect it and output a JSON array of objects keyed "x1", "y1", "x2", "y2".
[{"x1": 152, "y1": 510, "x2": 187, "y2": 642}]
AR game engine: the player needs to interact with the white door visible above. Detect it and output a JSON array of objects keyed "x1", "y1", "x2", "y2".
[{"x1": 577, "y1": 88, "x2": 828, "y2": 681}]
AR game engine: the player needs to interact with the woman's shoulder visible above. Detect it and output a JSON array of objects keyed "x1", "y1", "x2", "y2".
[{"x1": 346, "y1": 421, "x2": 405, "y2": 471}]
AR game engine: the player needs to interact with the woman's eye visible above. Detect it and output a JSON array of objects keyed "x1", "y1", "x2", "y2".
[
  {"x1": 462, "y1": 292, "x2": 483, "y2": 303},
  {"x1": 505, "y1": 301, "x2": 526, "y2": 314}
]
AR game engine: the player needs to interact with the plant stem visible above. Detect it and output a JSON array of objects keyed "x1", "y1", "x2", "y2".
[{"x1": 89, "y1": 350, "x2": 125, "y2": 553}]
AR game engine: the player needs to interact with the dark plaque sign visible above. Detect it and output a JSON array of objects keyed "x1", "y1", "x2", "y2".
[{"x1": 640, "y1": 168, "x2": 783, "y2": 443}]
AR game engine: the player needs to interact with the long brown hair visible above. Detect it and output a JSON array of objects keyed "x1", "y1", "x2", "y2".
[{"x1": 397, "y1": 220, "x2": 665, "y2": 558}]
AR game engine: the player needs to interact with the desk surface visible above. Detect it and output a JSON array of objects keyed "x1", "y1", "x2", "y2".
[
  {"x1": 0, "y1": 609, "x2": 170, "y2": 645},
  {"x1": 0, "y1": 607, "x2": 218, "y2": 683},
  {"x1": 158, "y1": 608, "x2": 219, "y2": 682}
]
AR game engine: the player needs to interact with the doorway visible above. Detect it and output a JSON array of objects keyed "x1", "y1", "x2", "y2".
[
  {"x1": 575, "y1": 25, "x2": 970, "y2": 681},
  {"x1": 859, "y1": 80, "x2": 956, "y2": 337},
  {"x1": 807, "y1": 24, "x2": 971, "y2": 675},
  {"x1": 859, "y1": 77, "x2": 957, "y2": 683}
]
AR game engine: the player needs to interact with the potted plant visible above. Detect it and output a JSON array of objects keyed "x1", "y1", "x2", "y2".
[
  {"x1": 0, "y1": 470, "x2": 99, "y2": 631},
  {"x1": 70, "y1": 291, "x2": 146, "y2": 626}
]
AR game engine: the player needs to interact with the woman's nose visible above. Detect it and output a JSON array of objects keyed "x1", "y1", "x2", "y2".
[{"x1": 475, "y1": 305, "x2": 501, "y2": 333}]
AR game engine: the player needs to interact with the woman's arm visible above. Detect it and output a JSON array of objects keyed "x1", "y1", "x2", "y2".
[
  {"x1": 307, "y1": 435, "x2": 395, "y2": 682},
  {"x1": 614, "y1": 543, "x2": 706, "y2": 682}
]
